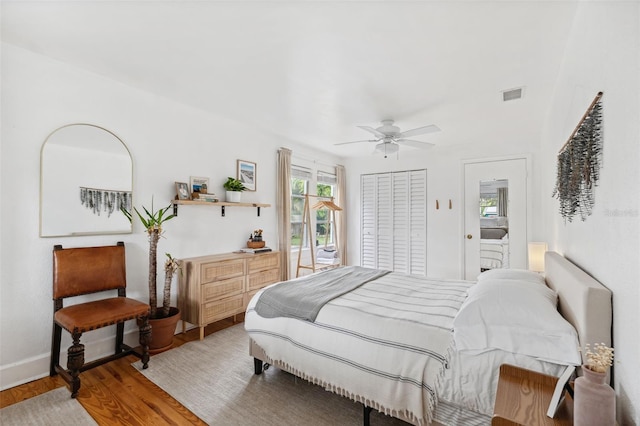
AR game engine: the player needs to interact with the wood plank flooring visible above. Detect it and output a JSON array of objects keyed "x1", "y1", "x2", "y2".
[{"x1": 0, "y1": 316, "x2": 242, "y2": 425}]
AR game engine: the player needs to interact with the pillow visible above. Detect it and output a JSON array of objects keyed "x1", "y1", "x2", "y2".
[
  {"x1": 476, "y1": 268, "x2": 545, "y2": 286},
  {"x1": 453, "y1": 281, "x2": 581, "y2": 365}
]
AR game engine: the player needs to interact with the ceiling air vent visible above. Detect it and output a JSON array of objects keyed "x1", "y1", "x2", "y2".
[{"x1": 502, "y1": 87, "x2": 524, "y2": 102}]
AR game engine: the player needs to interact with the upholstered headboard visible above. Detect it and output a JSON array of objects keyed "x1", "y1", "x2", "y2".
[{"x1": 544, "y1": 251, "x2": 612, "y2": 364}]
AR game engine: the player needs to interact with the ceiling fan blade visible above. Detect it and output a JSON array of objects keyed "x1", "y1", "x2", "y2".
[
  {"x1": 398, "y1": 124, "x2": 440, "y2": 138},
  {"x1": 334, "y1": 139, "x2": 377, "y2": 146},
  {"x1": 395, "y1": 139, "x2": 435, "y2": 149},
  {"x1": 357, "y1": 126, "x2": 386, "y2": 138}
]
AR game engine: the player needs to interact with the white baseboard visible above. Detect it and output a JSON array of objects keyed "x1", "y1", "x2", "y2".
[{"x1": 0, "y1": 328, "x2": 144, "y2": 391}]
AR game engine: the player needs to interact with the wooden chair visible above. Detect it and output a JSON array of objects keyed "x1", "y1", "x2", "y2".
[{"x1": 50, "y1": 242, "x2": 151, "y2": 398}]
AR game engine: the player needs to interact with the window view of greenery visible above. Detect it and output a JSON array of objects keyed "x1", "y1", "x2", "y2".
[
  {"x1": 290, "y1": 177, "x2": 336, "y2": 248},
  {"x1": 291, "y1": 177, "x2": 307, "y2": 247},
  {"x1": 316, "y1": 183, "x2": 334, "y2": 247},
  {"x1": 479, "y1": 197, "x2": 498, "y2": 216}
]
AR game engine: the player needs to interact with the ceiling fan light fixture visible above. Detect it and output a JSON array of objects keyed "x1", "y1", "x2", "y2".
[{"x1": 375, "y1": 142, "x2": 399, "y2": 158}]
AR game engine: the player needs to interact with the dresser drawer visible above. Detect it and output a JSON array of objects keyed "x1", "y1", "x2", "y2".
[
  {"x1": 247, "y1": 252, "x2": 280, "y2": 274},
  {"x1": 247, "y1": 268, "x2": 280, "y2": 292},
  {"x1": 202, "y1": 276, "x2": 245, "y2": 303},
  {"x1": 201, "y1": 259, "x2": 245, "y2": 283},
  {"x1": 201, "y1": 294, "x2": 244, "y2": 325}
]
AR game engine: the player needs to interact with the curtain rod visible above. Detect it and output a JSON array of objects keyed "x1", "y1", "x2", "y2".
[
  {"x1": 558, "y1": 91, "x2": 603, "y2": 154},
  {"x1": 292, "y1": 152, "x2": 341, "y2": 169}
]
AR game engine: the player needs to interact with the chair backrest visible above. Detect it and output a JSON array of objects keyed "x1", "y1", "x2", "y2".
[{"x1": 53, "y1": 242, "x2": 127, "y2": 300}]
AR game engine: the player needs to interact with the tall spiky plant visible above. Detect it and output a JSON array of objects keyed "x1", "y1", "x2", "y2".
[{"x1": 122, "y1": 200, "x2": 176, "y2": 318}]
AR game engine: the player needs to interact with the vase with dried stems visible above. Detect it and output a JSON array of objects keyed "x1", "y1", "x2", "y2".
[
  {"x1": 574, "y1": 343, "x2": 615, "y2": 426},
  {"x1": 122, "y1": 200, "x2": 180, "y2": 353}
]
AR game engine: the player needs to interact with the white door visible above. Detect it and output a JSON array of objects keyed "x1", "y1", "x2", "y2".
[
  {"x1": 463, "y1": 158, "x2": 528, "y2": 280},
  {"x1": 361, "y1": 170, "x2": 427, "y2": 275}
]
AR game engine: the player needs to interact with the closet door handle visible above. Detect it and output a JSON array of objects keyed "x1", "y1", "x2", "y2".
[{"x1": 466, "y1": 234, "x2": 473, "y2": 239}]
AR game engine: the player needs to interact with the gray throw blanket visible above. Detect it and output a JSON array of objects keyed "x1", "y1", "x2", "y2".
[{"x1": 254, "y1": 266, "x2": 390, "y2": 321}]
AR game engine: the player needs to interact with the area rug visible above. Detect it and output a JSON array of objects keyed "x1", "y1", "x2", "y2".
[
  {"x1": 134, "y1": 324, "x2": 408, "y2": 425},
  {"x1": 0, "y1": 387, "x2": 97, "y2": 425}
]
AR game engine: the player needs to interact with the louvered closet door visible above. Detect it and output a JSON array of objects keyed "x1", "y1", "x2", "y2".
[
  {"x1": 408, "y1": 170, "x2": 427, "y2": 275},
  {"x1": 361, "y1": 175, "x2": 376, "y2": 268},
  {"x1": 361, "y1": 170, "x2": 427, "y2": 275}
]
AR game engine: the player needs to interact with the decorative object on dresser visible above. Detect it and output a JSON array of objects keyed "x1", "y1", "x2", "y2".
[
  {"x1": 121, "y1": 200, "x2": 181, "y2": 354},
  {"x1": 247, "y1": 229, "x2": 265, "y2": 248},
  {"x1": 574, "y1": 343, "x2": 615, "y2": 426},
  {"x1": 223, "y1": 176, "x2": 246, "y2": 202},
  {"x1": 237, "y1": 159, "x2": 257, "y2": 191},
  {"x1": 178, "y1": 251, "x2": 281, "y2": 340}
]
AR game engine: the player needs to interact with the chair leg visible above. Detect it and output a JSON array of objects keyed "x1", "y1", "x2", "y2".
[
  {"x1": 138, "y1": 316, "x2": 151, "y2": 369},
  {"x1": 115, "y1": 322, "x2": 125, "y2": 354},
  {"x1": 67, "y1": 331, "x2": 85, "y2": 398},
  {"x1": 50, "y1": 323, "x2": 62, "y2": 376}
]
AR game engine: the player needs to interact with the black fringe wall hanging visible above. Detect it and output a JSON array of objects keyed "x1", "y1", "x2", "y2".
[
  {"x1": 552, "y1": 92, "x2": 603, "y2": 222},
  {"x1": 80, "y1": 186, "x2": 132, "y2": 217}
]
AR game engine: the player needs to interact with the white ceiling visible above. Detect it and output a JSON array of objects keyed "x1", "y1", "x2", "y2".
[{"x1": 1, "y1": 1, "x2": 579, "y2": 158}]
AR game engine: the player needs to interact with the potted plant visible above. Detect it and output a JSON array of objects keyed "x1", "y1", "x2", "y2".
[
  {"x1": 122, "y1": 200, "x2": 180, "y2": 354},
  {"x1": 223, "y1": 177, "x2": 246, "y2": 202}
]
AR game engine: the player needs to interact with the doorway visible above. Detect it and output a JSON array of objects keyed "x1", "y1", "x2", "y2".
[{"x1": 463, "y1": 157, "x2": 529, "y2": 280}]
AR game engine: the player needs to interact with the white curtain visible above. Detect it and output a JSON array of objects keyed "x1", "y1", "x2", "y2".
[
  {"x1": 336, "y1": 165, "x2": 347, "y2": 266},
  {"x1": 498, "y1": 187, "x2": 508, "y2": 217},
  {"x1": 277, "y1": 148, "x2": 292, "y2": 280}
]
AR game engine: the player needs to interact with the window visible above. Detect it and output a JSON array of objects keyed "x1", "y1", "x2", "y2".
[
  {"x1": 291, "y1": 166, "x2": 311, "y2": 248},
  {"x1": 290, "y1": 164, "x2": 337, "y2": 250},
  {"x1": 316, "y1": 171, "x2": 337, "y2": 247},
  {"x1": 480, "y1": 198, "x2": 498, "y2": 217}
]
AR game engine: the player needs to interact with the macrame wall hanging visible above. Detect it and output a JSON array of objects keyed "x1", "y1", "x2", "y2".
[
  {"x1": 80, "y1": 186, "x2": 132, "y2": 217},
  {"x1": 552, "y1": 91, "x2": 603, "y2": 222}
]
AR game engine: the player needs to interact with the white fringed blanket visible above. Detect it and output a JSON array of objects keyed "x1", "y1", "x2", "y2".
[{"x1": 245, "y1": 272, "x2": 473, "y2": 425}]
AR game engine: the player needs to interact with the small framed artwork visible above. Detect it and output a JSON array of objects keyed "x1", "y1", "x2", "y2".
[
  {"x1": 189, "y1": 176, "x2": 210, "y2": 194},
  {"x1": 175, "y1": 182, "x2": 191, "y2": 200},
  {"x1": 237, "y1": 160, "x2": 257, "y2": 191}
]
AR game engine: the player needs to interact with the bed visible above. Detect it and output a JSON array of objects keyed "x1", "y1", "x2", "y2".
[
  {"x1": 244, "y1": 252, "x2": 612, "y2": 425},
  {"x1": 480, "y1": 217, "x2": 509, "y2": 270}
]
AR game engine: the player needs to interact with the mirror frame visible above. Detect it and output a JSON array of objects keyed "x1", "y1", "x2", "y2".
[{"x1": 39, "y1": 123, "x2": 133, "y2": 237}]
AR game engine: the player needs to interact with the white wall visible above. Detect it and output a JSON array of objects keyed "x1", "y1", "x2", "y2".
[
  {"x1": 344, "y1": 143, "x2": 543, "y2": 280},
  {"x1": 0, "y1": 44, "x2": 340, "y2": 389},
  {"x1": 540, "y1": 2, "x2": 639, "y2": 424}
]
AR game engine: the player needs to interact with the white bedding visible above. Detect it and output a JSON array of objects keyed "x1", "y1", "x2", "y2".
[
  {"x1": 480, "y1": 238, "x2": 509, "y2": 269},
  {"x1": 434, "y1": 343, "x2": 567, "y2": 423},
  {"x1": 245, "y1": 272, "x2": 473, "y2": 425},
  {"x1": 245, "y1": 256, "x2": 611, "y2": 426}
]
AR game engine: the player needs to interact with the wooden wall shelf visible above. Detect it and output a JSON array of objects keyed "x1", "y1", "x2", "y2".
[{"x1": 171, "y1": 200, "x2": 271, "y2": 217}]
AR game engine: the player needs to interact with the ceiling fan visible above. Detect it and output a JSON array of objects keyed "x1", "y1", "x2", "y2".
[{"x1": 335, "y1": 119, "x2": 440, "y2": 158}]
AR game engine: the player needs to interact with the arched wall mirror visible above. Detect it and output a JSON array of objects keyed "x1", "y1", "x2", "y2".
[{"x1": 40, "y1": 124, "x2": 133, "y2": 237}]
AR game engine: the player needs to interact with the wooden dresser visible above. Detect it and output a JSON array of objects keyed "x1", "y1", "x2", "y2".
[{"x1": 178, "y1": 251, "x2": 281, "y2": 340}]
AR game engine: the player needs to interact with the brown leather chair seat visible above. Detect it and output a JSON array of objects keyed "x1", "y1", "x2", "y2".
[{"x1": 55, "y1": 297, "x2": 150, "y2": 334}]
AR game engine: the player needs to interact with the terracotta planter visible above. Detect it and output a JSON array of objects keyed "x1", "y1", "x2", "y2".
[
  {"x1": 574, "y1": 365, "x2": 615, "y2": 426},
  {"x1": 148, "y1": 307, "x2": 180, "y2": 355}
]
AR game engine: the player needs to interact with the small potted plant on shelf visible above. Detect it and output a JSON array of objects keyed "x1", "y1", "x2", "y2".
[
  {"x1": 121, "y1": 199, "x2": 181, "y2": 354},
  {"x1": 223, "y1": 177, "x2": 246, "y2": 203}
]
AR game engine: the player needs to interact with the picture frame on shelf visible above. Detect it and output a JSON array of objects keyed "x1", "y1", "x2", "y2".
[
  {"x1": 189, "y1": 176, "x2": 210, "y2": 194},
  {"x1": 237, "y1": 160, "x2": 257, "y2": 191},
  {"x1": 175, "y1": 182, "x2": 191, "y2": 200}
]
